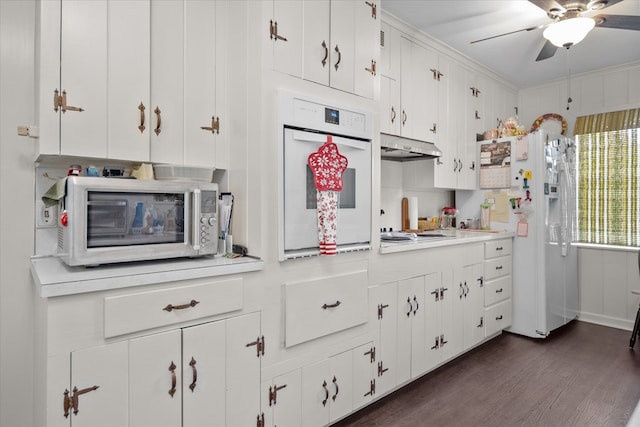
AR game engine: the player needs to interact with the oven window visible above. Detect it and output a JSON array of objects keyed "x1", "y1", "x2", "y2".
[
  {"x1": 86, "y1": 191, "x2": 185, "y2": 248},
  {"x1": 305, "y1": 167, "x2": 356, "y2": 209}
]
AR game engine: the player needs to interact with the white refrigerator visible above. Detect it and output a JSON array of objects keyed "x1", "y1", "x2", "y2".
[{"x1": 456, "y1": 130, "x2": 578, "y2": 338}]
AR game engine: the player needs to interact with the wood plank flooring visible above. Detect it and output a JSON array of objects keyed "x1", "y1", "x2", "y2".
[{"x1": 334, "y1": 321, "x2": 640, "y2": 427}]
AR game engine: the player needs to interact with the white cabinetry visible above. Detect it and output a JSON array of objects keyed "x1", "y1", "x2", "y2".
[
  {"x1": 269, "y1": 0, "x2": 379, "y2": 99},
  {"x1": 484, "y1": 239, "x2": 514, "y2": 336},
  {"x1": 396, "y1": 275, "x2": 426, "y2": 383},
  {"x1": 453, "y1": 261, "x2": 485, "y2": 351},
  {"x1": 262, "y1": 369, "x2": 302, "y2": 427},
  {"x1": 368, "y1": 282, "x2": 398, "y2": 396},
  {"x1": 37, "y1": 0, "x2": 229, "y2": 168},
  {"x1": 399, "y1": 37, "x2": 431, "y2": 141},
  {"x1": 65, "y1": 312, "x2": 260, "y2": 427}
]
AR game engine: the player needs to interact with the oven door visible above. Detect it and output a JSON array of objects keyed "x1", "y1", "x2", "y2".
[{"x1": 282, "y1": 128, "x2": 371, "y2": 258}]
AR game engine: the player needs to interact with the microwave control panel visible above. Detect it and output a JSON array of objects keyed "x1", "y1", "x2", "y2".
[{"x1": 198, "y1": 190, "x2": 218, "y2": 254}]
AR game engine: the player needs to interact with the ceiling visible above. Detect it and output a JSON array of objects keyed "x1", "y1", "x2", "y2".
[{"x1": 381, "y1": 0, "x2": 640, "y2": 88}]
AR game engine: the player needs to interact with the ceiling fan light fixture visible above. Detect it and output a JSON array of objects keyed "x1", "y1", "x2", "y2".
[{"x1": 543, "y1": 17, "x2": 596, "y2": 48}]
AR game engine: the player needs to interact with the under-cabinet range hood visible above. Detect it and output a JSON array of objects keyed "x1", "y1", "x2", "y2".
[{"x1": 380, "y1": 133, "x2": 442, "y2": 161}]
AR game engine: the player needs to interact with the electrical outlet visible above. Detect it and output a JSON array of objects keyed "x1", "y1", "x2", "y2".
[{"x1": 36, "y1": 200, "x2": 57, "y2": 228}]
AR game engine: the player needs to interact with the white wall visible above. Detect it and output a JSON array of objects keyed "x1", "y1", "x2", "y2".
[
  {"x1": 518, "y1": 61, "x2": 640, "y2": 330},
  {"x1": 0, "y1": 1, "x2": 36, "y2": 426}
]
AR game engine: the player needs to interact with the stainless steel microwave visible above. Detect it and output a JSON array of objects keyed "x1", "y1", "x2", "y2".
[{"x1": 57, "y1": 177, "x2": 219, "y2": 266}]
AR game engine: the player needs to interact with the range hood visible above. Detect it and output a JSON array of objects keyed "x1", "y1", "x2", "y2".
[{"x1": 380, "y1": 133, "x2": 442, "y2": 161}]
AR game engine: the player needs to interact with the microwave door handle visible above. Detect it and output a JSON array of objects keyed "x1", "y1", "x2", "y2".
[
  {"x1": 291, "y1": 131, "x2": 368, "y2": 150},
  {"x1": 192, "y1": 189, "x2": 201, "y2": 252}
]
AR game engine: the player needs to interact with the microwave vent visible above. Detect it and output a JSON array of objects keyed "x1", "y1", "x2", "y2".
[
  {"x1": 57, "y1": 227, "x2": 64, "y2": 249},
  {"x1": 380, "y1": 29, "x2": 385, "y2": 48}
]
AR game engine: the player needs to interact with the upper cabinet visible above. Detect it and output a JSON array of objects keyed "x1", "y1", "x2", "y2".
[
  {"x1": 37, "y1": 0, "x2": 229, "y2": 169},
  {"x1": 269, "y1": 0, "x2": 379, "y2": 99}
]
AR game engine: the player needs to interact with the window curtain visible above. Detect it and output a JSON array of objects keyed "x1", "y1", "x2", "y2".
[{"x1": 574, "y1": 108, "x2": 640, "y2": 246}]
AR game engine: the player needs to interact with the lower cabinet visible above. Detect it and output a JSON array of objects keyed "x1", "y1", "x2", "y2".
[
  {"x1": 65, "y1": 312, "x2": 261, "y2": 426},
  {"x1": 484, "y1": 239, "x2": 514, "y2": 336}
]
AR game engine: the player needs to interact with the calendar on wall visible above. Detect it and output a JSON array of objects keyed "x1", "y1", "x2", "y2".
[{"x1": 480, "y1": 140, "x2": 511, "y2": 189}]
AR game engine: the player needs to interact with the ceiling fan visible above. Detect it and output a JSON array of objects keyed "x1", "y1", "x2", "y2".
[{"x1": 471, "y1": 0, "x2": 640, "y2": 61}]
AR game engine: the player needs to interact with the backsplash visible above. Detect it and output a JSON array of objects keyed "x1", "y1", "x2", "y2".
[{"x1": 380, "y1": 160, "x2": 454, "y2": 231}]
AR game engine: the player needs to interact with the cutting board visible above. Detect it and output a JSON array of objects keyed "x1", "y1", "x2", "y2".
[{"x1": 401, "y1": 198, "x2": 409, "y2": 231}]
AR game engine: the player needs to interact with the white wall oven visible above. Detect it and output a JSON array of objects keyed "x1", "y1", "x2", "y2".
[
  {"x1": 58, "y1": 176, "x2": 218, "y2": 266},
  {"x1": 278, "y1": 90, "x2": 373, "y2": 260}
]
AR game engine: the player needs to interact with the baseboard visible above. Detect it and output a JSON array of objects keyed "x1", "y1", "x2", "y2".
[{"x1": 577, "y1": 312, "x2": 634, "y2": 331}]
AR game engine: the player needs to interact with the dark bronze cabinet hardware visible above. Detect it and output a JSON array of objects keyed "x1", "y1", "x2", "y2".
[
  {"x1": 168, "y1": 361, "x2": 177, "y2": 397},
  {"x1": 163, "y1": 299, "x2": 200, "y2": 312},
  {"x1": 63, "y1": 385, "x2": 99, "y2": 418},
  {"x1": 322, "y1": 300, "x2": 341, "y2": 310},
  {"x1": 188, "y1": 357, "x2": 197, "y2": 392}
]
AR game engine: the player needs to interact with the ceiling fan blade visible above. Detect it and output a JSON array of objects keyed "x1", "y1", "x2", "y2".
[
  {"x1": 593, "y1": 14, "x2": 640, "y2": 30},
  {"x1": 470, "y1": 24, "x2": 544, "y2": 44},
  {"x1": 528, "y1": 0, "x2": 564, "y2": 13},
  {"x1": 536, "y1": 40, "x2": 559, "y2": 61}
]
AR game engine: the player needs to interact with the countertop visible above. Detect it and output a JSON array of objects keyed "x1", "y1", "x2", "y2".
[
  {"x1": 379, "y1": 229, "x2": 514, "y2": 254},
  {"x1": 31, "y1": 254, "x2": 263, "y2": 298}
]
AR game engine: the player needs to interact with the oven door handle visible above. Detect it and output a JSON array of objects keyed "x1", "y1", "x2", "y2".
[
  {"x1": 292, "y1": 130, "x2": 368, "y2": 151},
  {"x1": 192, "y1": 189, "x2": 201, "y2": 252}
]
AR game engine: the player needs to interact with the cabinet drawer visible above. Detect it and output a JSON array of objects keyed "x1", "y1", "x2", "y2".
[
  {"x1": 485, "y1": 275, "x2": 512, "y2": 306},
  {"x1": 484, "y1": 256, "x2": 511, "y2": 281},
  {"x1": 485, "y1": 239, "x2": 512, "y2": 259},
  {"x1": 285, "y1": 270, "x2": 368, "y2": 347},
  {"x1": 104, "y1": 278, "x2": 243, "y2": 338},
  {"x1": 485, "y1": 299, "x2": 512, "y2": 336}
]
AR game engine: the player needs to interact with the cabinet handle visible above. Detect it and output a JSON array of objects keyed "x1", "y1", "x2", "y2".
[
  {"x1": 365, "y1": 1, "x2": 377, "y2": 19},
  {"x1": 334, "y1": 45, "x2": 341, "y2": 71},
  {"x1": 322, "y1": 380, "x2": 329, "y2": 406},
  {"x1": 154, "y1": 106, "x2": 162, "y2": 136},
  {"x1": 163, "y1": 299, "x2": 200, "y2": 312},
  {"x1": 322, "y1": 300, "x2": 341, "y2": 309},
  {"x1": 321, "y1": 40, "x2": 328, "y2": 67},
  {"x1": 63, "y1": 385, "x2": 99, "y2": 418},
  {"x1": 406, "y1": 296, "x2": 413, "y2": 317},
  {"x1": 365, "y1": 59, "x2": 376, "y2": 76},
  {"x1": 391, "y1": 106, "x2": 396, "y2": 124},
  {"x1": 496, "y1": 288, "x2": 504, "y2": 293},
  {"x1": 495, "y1": 265, "x2": 503, "y2": 270},
  {"x1": 453, "y1": 158, "x2": 458, "y2": 173},
  {"x1": 200, "y1": 116, "x2": 220, "y2": 134},
  {"x1": 402, "y1": 110, "x2": 407, "y2": 126},
  {"x1": 496, "y1": 315, "x2": 504, "y2": 320},
  {"x1": 496, "y1": 246, "x2": 503, "y2": 251},
  {"x1": 138, "y1": 102, "x2": 146, "y2": 133},
  {"x1": 412, "y1": 295, "x2": 419, "y2": 315},
  {"x1": 459, "y1": 283, "x2": 464, "y2": 299},
  {"x1": 458, "y1": 159, "x2": 463, "y2": 172},
  {"x1": 188, "y1": 357, "x2": 198, "y2": 392},
  {"x1": 464, "y1": 281, "x2": 469, "y2": 297},
  {"x1": 168, "y1": 361, "x2": 177, "y2": 398},
  {"x1": 332, "y1": 376, "x2": 339, "y2": 402}
]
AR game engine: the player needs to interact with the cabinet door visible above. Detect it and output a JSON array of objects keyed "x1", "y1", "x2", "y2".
[
  {"x1": 129, "y1": 330, "x2": 182, "y2": 427},
  {"x1": 262, "y1": 369, "x2": 302, "y2": 427},
  {"x1": 423, "y1": 272, "x2": 443, "y2": 371},
  {"x1": 329, "y1": 0, "x2": 355, "y2": 94},
  {"x1": 466, "y1": 263, "x2": 486, "y2": 348},
  {"x1": 150, "y1": 0, "x2": 185, "y2": 164},
  {"x1": 226, "y1": 312, "x2": 262, "y2": 426},
  {"x1": 352, "y1": 343, "x2": 375, "y2": 410},
  {"x1": 380, "y1": 75, "x2": 400, "y2": 136},
  {"x1": 69, "y1": 342, "x2": 128, "y2": 427},
  {"x1": 184, "y1": 0, "x2": 228, "y2": 169},
  {"x1": 353, "y1": 0, "x2": 378, "y2": 99},
  {"x1": 272, "y1": 0, "x2": 303, "y2": 77},
  {"x1": 60, "y1": 0, "x2": 108, "y2": 158},
  {"x1": 396, "y1": 276, "x2": 426, "y2": 380},
  {"x1": 302, "y1": 0, "x2": 330, "y2": 87},
  {"x1": 182, "y1": 321, "x2": 226, "y2": 427},
  {"x1": 379, "y1": 21, "x2": 400, "y2": 80},
  {"x1": 369, "y1": 282, "x2": 398, "y2": 396}
]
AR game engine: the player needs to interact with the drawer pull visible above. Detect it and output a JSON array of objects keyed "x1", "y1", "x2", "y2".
[
  {"x1": 406, "y1": 296, "x2": 413, "y2": 317},
  {"x1": 495, "y1": 265, "x2": 503, "y2": 270},
  {"x1": 496, "y1": 315, "x2": 504, "y2": 320},
  {"x1": 322, "y1": 380, "x2": 329, "y2": 406},
  {"x1": 168, "y1": 361, "x2": 177, "y2": 397},
  {"x1": 496, "y1": 246, "x2": 503, "y2": 251},
  {"x1": 188, "y1": 357, "x2": 197, "y2": 392},
  {"x1": 163, "y1": 299, "x2": 200, "y2": 312},
  {"x1": 332, "y1": 376, "x2": 339, "y2": 401},
  {"x1": 496, "y1": 288, "x2": 504, "y2": 293},
  {"x1": 322, "y1": 300, "x2": 341, "y2": 310},
  {"x1": 412, "y1": 295, "x2": 419, "y2": 315}
]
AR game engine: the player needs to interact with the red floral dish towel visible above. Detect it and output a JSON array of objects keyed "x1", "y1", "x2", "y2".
[{"x1": 307, "y1": 136, "x2": 348, "y2": 255}]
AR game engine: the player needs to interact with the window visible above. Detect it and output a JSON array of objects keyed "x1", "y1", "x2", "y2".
[{"x1": 575, "y1": 109, "x2": 640, "y2": 247}]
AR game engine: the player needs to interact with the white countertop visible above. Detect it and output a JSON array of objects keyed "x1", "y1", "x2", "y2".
[
  {"x1": 31, "y1": 255, "x2": 264, "y2": 298},
  {"x1": 379, "y1": 230, "x2": 514, "y2": 254}
]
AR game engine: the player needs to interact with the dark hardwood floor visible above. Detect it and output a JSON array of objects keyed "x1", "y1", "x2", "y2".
[{"x1": 334, "y1": 321, "x2": 640, "y2": 427}]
